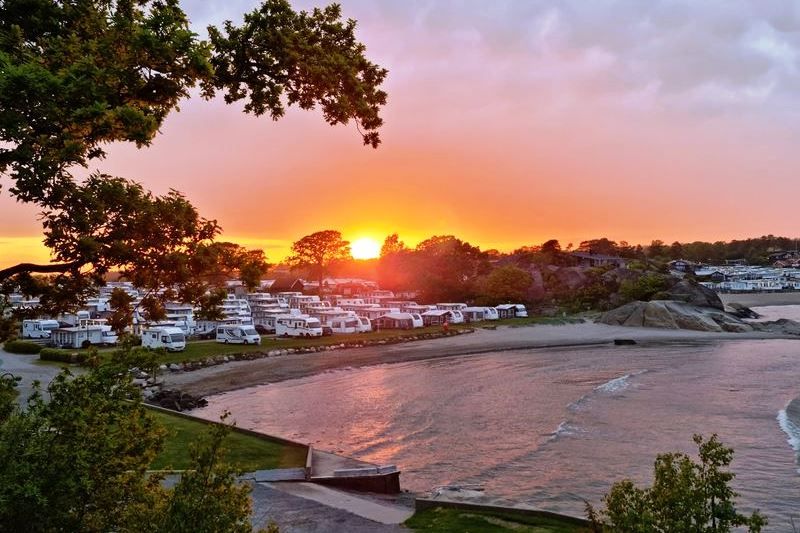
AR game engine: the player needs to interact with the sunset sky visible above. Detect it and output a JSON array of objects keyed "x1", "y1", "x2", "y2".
[{"x1": 2, "y1": 0, "x2": 800, "y2": 267}]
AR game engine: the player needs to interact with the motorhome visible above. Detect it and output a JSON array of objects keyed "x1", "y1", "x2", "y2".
[
  {"x1": 275, "y1": 315, "x2": 323, "y2": 337},
  {"x1": 50, "y1": 325, "x2": 118, "y2": 348},
  {"x1": 215, "y1": 325, "x2": 261, "y2": 345},
  {"x1": 21, "y1": 319, "x2": 60, "y2": 339},
  {"x1": 142, "y1": 327, "x2": 186, "y2": 352}
]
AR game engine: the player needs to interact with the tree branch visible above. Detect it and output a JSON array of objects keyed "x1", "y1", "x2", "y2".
[{"x1": 0, "y1": 260, "x2": 85, "y2": 281}]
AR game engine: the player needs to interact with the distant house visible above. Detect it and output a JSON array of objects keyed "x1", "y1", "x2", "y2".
[
  {"x1": 693, "y1": 269, "x2": 726, "y2": 283},
  {"x1": 769, "y1": 251, "x2": 800, "y2": 261},
  {"x1": 571, "y1": 252, "x2": 627, "y2": 268},
  {"x1": 724, "y1": 258, "x2": 748, "y2": 266},
  {"x1": 668, "y1": 260, "x2": 694, "y2": 273},
  {"x1": 269, "y1": 277, "x2": 307, "y2": 293}
]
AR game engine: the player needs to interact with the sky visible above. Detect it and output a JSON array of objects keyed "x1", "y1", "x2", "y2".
[{"x1": 2, "y1": 0, "x2": 800, "y2": 267}]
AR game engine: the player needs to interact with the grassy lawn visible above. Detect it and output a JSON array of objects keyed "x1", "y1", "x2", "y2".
[
  {"x1": 39, "y1": 316, "x2": 573, "y2": 366},
  {"x1": 148, "y1": 408, "x2": 308, "y2": 471},
  {"x1": 155, "y1": 325, "x2": 473, "y2": 364},
  {"x1": 406, "y1": 506, "x2": 590, "y2": 532}
]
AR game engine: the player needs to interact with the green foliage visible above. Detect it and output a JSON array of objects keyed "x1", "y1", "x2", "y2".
[
  {"x1": 406, "y1": 506, "x2": 587, "y2": 532},
  {"x1": 588, "y1": 434, "x2": 767, "y2": 532},
  {"x1": 288, "y1": 230, "x2": 351, "y2": 293},
  {"x1": 0, "y1": 373, "x2": 19, "y2": 423},
  {"x1": 0, "y1": 344, "x2": 267, "y2": 532},
  {"x1": 39, "y1": 347, "x2": 89, "y2": 364},
  {"x1": 147, "y1": 414, "x2": 253, "y2": 533},
  {"x1": 0, "y1": 0, "x2": 383, "y2": 316},
  {"x1": 206, "y1": 0, "x2": 387, "y2": 148},
  {"x1": 619, "y1": 273, "x2": 672, "y2": 302},
  {"x1": 412, "y1": 235, "x2": 490, "y2": 302},
  {"x1": 477, "y1": 265, "x2": 533, "y2": 306},
  {"x1": 377, "y1": 234, "x2": 415, "y2": 292},
  {"x1": 2, "y1": 339, "x2": 42, "y2": 354},
  {"x1": 108, "y1": 287, "x2": 135, "y2": 334}
]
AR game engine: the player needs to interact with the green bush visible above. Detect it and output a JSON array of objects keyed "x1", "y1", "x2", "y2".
[
  {"x1": 39, "y1": 349, "x2": 87, "y2": 364},
  {"x1": 3, "y1": 340, "x2": 43, "y2": 354}
]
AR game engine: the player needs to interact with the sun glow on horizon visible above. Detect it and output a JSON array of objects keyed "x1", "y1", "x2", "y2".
[{"x1": 350, "y1": 237, "x2": 381, "y2": 260}]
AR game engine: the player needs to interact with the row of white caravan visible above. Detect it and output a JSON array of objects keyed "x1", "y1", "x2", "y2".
[{"x1": 21, "y1": 312, "x2": 120, "y2": 349}]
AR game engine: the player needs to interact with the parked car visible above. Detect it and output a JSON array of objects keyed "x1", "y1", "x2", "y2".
[
  {"x1": 321, "y1": 326, "x2": 334, "y2": 336},
  {"x1": 254, "y1": 324, "x2": 274, "y2": 335},
  {"x1": 196, "y1": 330, "x2": 216, "y2": 340}
]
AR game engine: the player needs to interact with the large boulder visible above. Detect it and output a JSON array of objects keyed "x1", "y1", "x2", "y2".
[
  {"x1": 552, "y1": 267, "x2": 589, "y2": 291},
  {"x1": 751, "y1": 319, "x2": 800, "y2": 335},
  {"x1": 642, "y1": 301, "x2": 679, "y2": 329},
  {"x1": 599, "y1": 301, "x2": 641, "y2": 325},
  {"x1": 599, "y1": 299, "x2": 755, "y2": 333},
  {"x1": 665, "y1": 280, "x2": 723, "y2": 310}
]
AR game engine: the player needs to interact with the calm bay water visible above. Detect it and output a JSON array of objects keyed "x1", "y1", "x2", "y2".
[{"x1": 197, "y1": 327, "x2": 800, "y2": 529}]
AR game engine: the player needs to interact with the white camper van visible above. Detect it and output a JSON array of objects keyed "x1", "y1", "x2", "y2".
[
  {"x1": 275, "y1": 316, "x2": 323, "y2": 337},
  {"x1": 21, "y1": 319, "x2": 60, "y2": 339},
  {"x1": 142, "y1": 327, "x2": 186, "y2": 352},
  {"x1": 216, "y1": 325, "x2": 261, "y2": 345}
]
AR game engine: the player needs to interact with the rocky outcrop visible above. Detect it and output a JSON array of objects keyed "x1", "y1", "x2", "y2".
[
  {"x1": 725, "y1": 302, "x2": 761, "y2": 319},
  {"x1": 147, "y1": 389, "x2": 208, "y2": 411},
  {"x1": 601, "y1": 299, "x2": 800, "y2": 335},
  {"x1": 665, "y1": 280, "x2": 724, "y2": 310},
  {"x1": 550, "y1": 266, "x2": 589, "y2": 291},
  {"x1": 751, "y1": 319, "x2": 800, "y2": 335},
  {"x1": 600, "y1": 300, "x2": 752, "y2": 332}
]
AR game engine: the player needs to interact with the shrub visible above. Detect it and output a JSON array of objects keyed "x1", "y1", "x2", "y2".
[
  {"x1": 3, "y1": 340, "x2": 43, "y2": 355},
  {"x1": 39, "y1": 349, "x2": 88, "y2": 364}
]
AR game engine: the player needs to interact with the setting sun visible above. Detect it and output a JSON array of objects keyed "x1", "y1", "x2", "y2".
[{"x1": 350, "y1": 237, "x2": 381, "y2": 260}]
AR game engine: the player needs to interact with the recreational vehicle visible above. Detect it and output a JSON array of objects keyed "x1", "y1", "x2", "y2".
[
  {"x1": 462, "y1": 307, "x2": 499, "y2": 322},
  {"x1": 375, "y1": 312, "x2": 423, "y2": 330},
  {"x1": 421, "y1": 309, "x2": 462, "y2": 326},
  {"x1": 21, "y1": 319, "x2": 60, "y2": 339},
  {"x1": 356, "y1": 316, "x2": 372, "y2": 332},
  {"x1": 436, "y1": 303, "x2": 467, "y2": 311},
  {"x1": 215, "y1": 325, "x2": 261, "y2": 345},
  {"x1": 328, "y1": 316, "x2": 362, "y2": 334},
  {"x1": 275, "y1": 316, "x2": 323, "y2": 337},
  {"x1": 50, "y1": 325, "x2": 118, "y2": 349},
  {"x1": 495, "y1": 304, "x2": 528, "y2": 319},
  {"x1": 142, "y1": 327, "x2": 186, "y2": 352}
]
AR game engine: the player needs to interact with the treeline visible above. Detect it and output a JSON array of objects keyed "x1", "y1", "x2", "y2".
[{"x1": 282, "y1": 232, "x2": 799, "y2": 307}]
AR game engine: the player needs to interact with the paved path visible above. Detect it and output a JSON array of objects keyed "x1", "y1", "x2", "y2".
[
  {"x1": 251, "y1": 482, "x2": 409, "y2": 532},
  {"x1": 267, "y1": 482, "x2": 414, "y2": 525},
  {"x1": 0, "y1": 348, "x2": 70, "y2": 403}
]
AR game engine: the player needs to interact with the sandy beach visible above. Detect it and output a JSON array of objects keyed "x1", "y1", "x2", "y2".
[
  {"x1": 719, "y1": 292, "x2": 800, "y2": 307},
  {"x1": 162, "y1": 322, "x2": 799, "y2": 397}
]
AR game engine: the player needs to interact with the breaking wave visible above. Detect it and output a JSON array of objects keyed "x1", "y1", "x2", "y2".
[
  {"x1": 568, "y1": 370, "x2": 648, "y2": 411},
  {"x1": 778, "y1": 397, "x2": 800, "y2": 471}
]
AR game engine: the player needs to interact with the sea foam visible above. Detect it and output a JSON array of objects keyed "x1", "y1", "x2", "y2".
[{"x1": 777, "y1": 397, "x2": 800, "y2": 472}]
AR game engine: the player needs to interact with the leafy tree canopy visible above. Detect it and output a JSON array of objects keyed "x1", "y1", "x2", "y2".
[
  {"x1": 588, "y1": 434, "x2": 767, "y2": 533},
  {"x1": 0, "y1": 0, "x2": 386, "y2": 322},
  {"x1": 288, "y1": 230, "x2": 351, "y2": 293},
  {"x1": 0, "y1": 342, "x2": 263, "y2": 532}
]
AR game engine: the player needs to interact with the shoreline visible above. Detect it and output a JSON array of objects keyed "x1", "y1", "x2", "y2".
[
  {"x1": 162, "y1": 322, "x2": 799, "y2": 398},
  {"x1": 719, "y1": 292, "x2": 800, "y2": 307}
]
